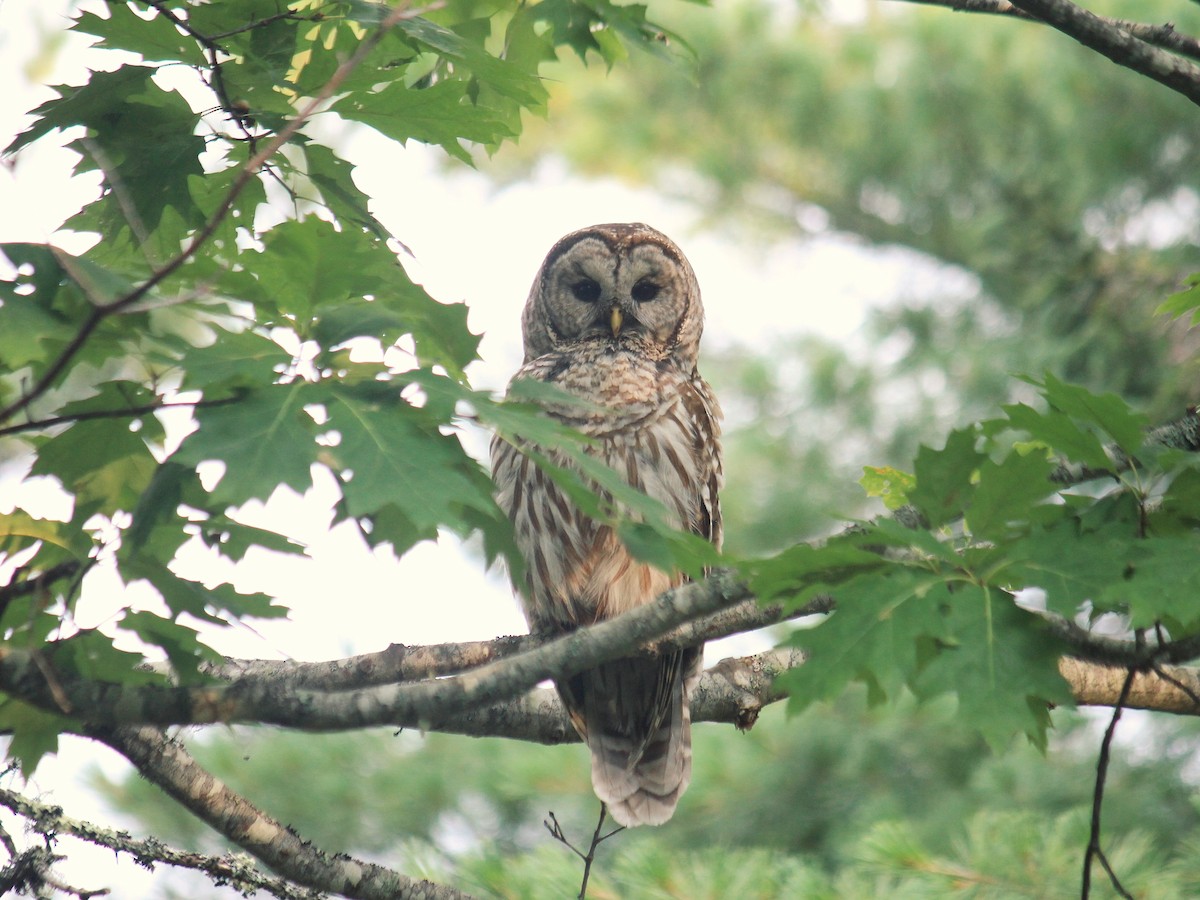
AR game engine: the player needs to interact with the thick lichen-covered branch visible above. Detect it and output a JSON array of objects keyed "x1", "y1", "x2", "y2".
[
  {"x1": 89, "y1": 726, "x2": 471, "y2": 900},
  {"x1": 0, "y1": 573, "x2": 754, "y2": 730},
  {"x1": 0, "y1": 787, "x2": 322, "y2": 900}
]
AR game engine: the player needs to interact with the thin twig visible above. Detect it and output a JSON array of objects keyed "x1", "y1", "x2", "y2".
[
  {"x1": 90, "y1": 725, "x2": 470, "y2": 899},
  {"x1": 1081, "y1": 668, "x2": 1135, "y2": 900},
  {"x1": 0, "y1": 393, "x2": 242, "y2": 438},
  {"x1": 544, "y1": 804, "x2": 625, "y2": 899},
  {"x1": 0, "y1": 786, "x2": 319, "y2": 899}
]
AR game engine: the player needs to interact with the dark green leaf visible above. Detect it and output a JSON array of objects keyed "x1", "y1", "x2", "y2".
[
  {"x1": 908, "y1": 428, "x2": 984, "y2": 529},
  {"x1": 332, "y1": 80, "x2": 514, "y2": 164},
  {"x1": 965, "y1": 451, "x2": 1057, "y2": 540},
  {"x1": 744, "y1": 538, "x2": 884, "y2": 607},
  {"x1": 118, "y1": 611, "x2": 223, "y2": 683},
  {"x1": 172, "y1": 382, "x2": 317, "y2": 505},
  {"x1": 0, "y1": 289, "x2": 74, "y2": 368},
  {"x1": 997, "y1": 402, "x2": 1111, "y2": 471},
  {"x1": 299, "y1": 141, "x2": 391, "y2": 240},
  {"x1": 1027, "y1": 373, "x2": 1147, "y2": 457},
  {"x1": 51, "y1": 628, "x2": 160, "y2": 684},
  {"x1": 321, "y1": 382, "x2": 496, "y2": 533},
  {"x1": 125, "y1": 557, "x2": 285, "y2": 623},
  {"x1": 73, "y1": 5, "x2": 206, "y2": 66},
  {"x1": 781, "y1": 567, "x2": 953, "y2": 708},
  {"x1": 122, "y1": 462, "x2": 197, "y2": 562},
  {"x1": 176, "y1": 329, "x2": 289, "y2": 394},
  {"x1": 0, "y1": 697, "x2": 68, "y2": 777},
  {"x1": 912, "y1": 586, "x2": 1072, "y2": 749},
  {"x1": 11, "y1": 68, "x2": 206, "y2": 234}
]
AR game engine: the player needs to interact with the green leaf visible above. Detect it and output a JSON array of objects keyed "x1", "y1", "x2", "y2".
[
  {"x1": 908, "y1": 427, "x2": 984, "y2": 529},
  {"x1": 314, "y1": 292, "x2": 481, "y2": 375},
  {"x1": 781, "y1": 567, "x2": 953, "y2": 708},
  {"x1": 125, "y1": 557, "x2": 285, "y2": 624},
  {"x1": 1008, "y1": 520, "x2": 1139, "y2": 620},
  {"x1": 1156, "y1": 272, "x2": 1200, "y2": 326},
  {"x1": 321, "y1": 383, "x2": 497, "y2": 540},
  {"x1": 122, "y1": 462, "x2": 197, "y2": 562},
  {"x1": 332, "y1": 80, "x2": 514, "y2": 164},
  {"x1": 246, "y1": 219, "x2": 403, "y2": 321},
  {"x1": 859, "y1": 466, "x2": 915, "y2": 511},
  {"x1": 0, "y1": 289, "x2": 74, "y2": 368},
  {"x1": 0, "y1": 696, "x2": 68, "y2": 777},
  {"x1": 858, "y1": 517, "x2": 963, "y2": 566},
  {"x1": 1027, "y1": 373, "x2": 1147, "y2": 457},
  {"x1": 73, "y1": 5, "x2": 207, "y2": 66},
  {"x1": 0, "y1": 510, "x2": 90, "y2": 559},
  {"x1": 31, "y1": 411, "x2": 158, "y2": 519},
  {"x1": 299, "y1": 141, "x2": 391, "y2": 240},
  {"x1": 175, "y1": 329, "x2": 289, "y2": 395},
  {"x1": 912, "y1": 586, "x2": 1072, "y2": 749},
  {"x1": 1116, "y1": 535, "x2": 1200, "y2": 633},
  {"x1": 997, "y1": 402, "x2": 1111, "y2": 471},
  {"x1": 615, "y1": 520, "x2": 718, "y2": 579},
  {"x1": 1157, "y1": 466, "x2": 1200, "y2": 530},
  {"x1": 199, "y1": 515, "x2": 303, "y2": 562},
  {"x1": 10, "y1": 67, "x2": 206, "y2": 235},
  {"x1": 744, "y1": 538, "x2": 884, "y2": 607},
  {"x1": 51, "y1": 628, "x2": 160, "y2": 685},
  {"x1": 118, "y1": 611, "x2": 223, "y2": 683},
  {"x1": 964, "y1": 451, "x2": 1057, "y2": 540},
  {"x1": 395, "y1": 17, "x2": 547, "y2": 109},
  {"x1": 172, "y1": 382, "x2": 317, "y2": 505}
]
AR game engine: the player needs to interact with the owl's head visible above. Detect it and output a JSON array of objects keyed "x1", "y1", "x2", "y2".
[{"x1": 521, "y1": 223, "x2": 705, "y2": 371}]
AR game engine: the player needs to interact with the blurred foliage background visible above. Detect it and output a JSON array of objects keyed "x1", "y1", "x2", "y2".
[{"x1": 94, "y1": 0, "x2": 1200, "y2": 895}]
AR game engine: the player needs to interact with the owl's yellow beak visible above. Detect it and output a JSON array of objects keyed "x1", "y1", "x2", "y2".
[{"x1": 610, "y1": 306, "x2": 623, "y2": 337}]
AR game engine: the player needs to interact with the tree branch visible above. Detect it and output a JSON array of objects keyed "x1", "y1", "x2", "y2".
[
  {"x1": 0, "y1": 573, "x2": 754, "y2": 729},
  {"x1": 424, "y1": 650, "x2": 1200, "y2": 745},
  {"x1": 896, "y1": 0, "x2": 1200, "y2": 106},
  {"x1": 89, "y1": 726, "x2": 471, "y2": 900},
  {"x1": 422, "y1": 648, "x2": 807, "y2": 743},
  {"x1": 898, "y1": 0, "x2": 1200, "y2": 62},
  {"x1": 208, "y1": 590, "x2": 808, "y2": 690},
  {"x1": 8, "y1": 565, "x2": 1200, "y2": 734},
  {"x1": 0, "y1": 786, "x2": 321, "y2": 900},
  {"x1": 0, "y1": 394, "x2": 242, "y2": 439}
]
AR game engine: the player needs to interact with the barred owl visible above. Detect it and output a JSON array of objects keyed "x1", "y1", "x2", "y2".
[{"x1": 490, "y1": 223, "x2": 723, "y2": 827}]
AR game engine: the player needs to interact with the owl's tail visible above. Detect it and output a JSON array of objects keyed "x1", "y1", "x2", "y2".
[{"x1": 561, "y1": 647, "x2": 701, "y2": 828}]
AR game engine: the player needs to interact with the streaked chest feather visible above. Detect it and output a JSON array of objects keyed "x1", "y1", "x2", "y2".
[{"x1": 492, "y1": 351, "x2": 713, "y2": 629}]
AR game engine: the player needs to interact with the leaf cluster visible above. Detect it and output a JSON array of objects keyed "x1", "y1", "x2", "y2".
[
  {"x1": 0, "y1": 0, "x2": 691, "y2": 773},
  {"x1": 750, "y1": 375, "x2": 1200, "y2": 749}
]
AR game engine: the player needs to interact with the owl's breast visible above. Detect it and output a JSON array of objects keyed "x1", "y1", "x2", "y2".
[
  {"x1": 539, "y1": 347, "x2": 678, "y2": 432},
  {"x1": 493, "y1": 344, "x2": 720, "y2": 629}
]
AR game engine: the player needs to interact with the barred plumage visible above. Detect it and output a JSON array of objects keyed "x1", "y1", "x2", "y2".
[{"x1": 490, "y1": 223, "x2": 722, "y2": 827}]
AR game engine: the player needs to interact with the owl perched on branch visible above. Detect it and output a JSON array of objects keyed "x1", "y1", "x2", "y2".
[{"x1": 490, "y1": 223, "x2": 723, "y2": 827}]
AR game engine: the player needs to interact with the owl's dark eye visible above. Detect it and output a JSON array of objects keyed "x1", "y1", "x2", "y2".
[
  {"x1": 571, "y1": 278, "x2": 602, "y2": 303},
  {"x1": 631, "y1": 279, "x2": 661, "y2": 303}
]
